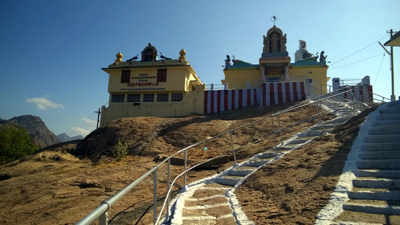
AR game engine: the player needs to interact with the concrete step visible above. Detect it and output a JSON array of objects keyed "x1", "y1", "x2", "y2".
[
  {"x1": 381, "y1": 108, "x2": 400, "y2": 114},
  {"x1": 274, "y1": 145, "x2": 297, "y2": 151},
  {"x1": 388, "y1": 101, "x2": 400, "y2": 107},
  {"x1": 356, "y1": 159, "x2": 400, "y2": 169},
  {"x1": 362, "y1": 143, "x2": 400, "y2": 151},
  {"x1": 355, "y1": 169, "x2": 400, "y2": 179},
  {"x1": 229, "y1": 167, "x2": 255, "y2": 176},
  {"x1": 287, "y1": 137, "x2": 313, "y2": 145},
  {"x1": 244, "y1": 158, "x2": 273, "y2": 167},
  {"x1": 299, "y1": 130, "x2": 324, "y2": 137},
  {"x1": 348, "y1": 188, "x2": 400, "y2": 201},
  {"x1": 359, "y1": 151, "x2": 400, "y2": 159},
  {"x1": 373, "y1": 120, "x2": 400, "y2": 127},
  {"x1": 258, "y1": 152, "x2": 276, "y2": 158},
  {"x1": 310, "y1": 124, "x2": 336, "y2": 130},
  {"x1": 353, "y1": 177, "x2": 400, "y2": 189},
  {"x1": 377, "y1": 114, "x2": 400, "y2": 121},
  {"x1": 343, "y1": 199, "x2": 400, "y2": 215},
  {"x1": 368, "y1": 125, "x2": 400, "y2": 135},
  {"x1": 336, "y1": 210, "x2": 400, "y2": 224},
  {"x1": 335, "y1": 109, "x2": 354, "y2": 114},
  {"x1": 310, "y1": 127, "x2": 334, "y2": 133},
  {"x1": 364, "y1": 134, "x2": 400, "y2": 143},
  {"x1": 215, "y1": 175, "x2": 244, "y2": 187},
  {"x1": 381, "y1": 104, "x2": 400, "y2": 114},
  {"x1": 325, "y1": 117, "x2": 350, "y2": 125}
]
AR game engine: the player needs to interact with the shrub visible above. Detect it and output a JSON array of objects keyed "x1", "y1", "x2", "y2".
[
  {"x1": 0, "y1": 124, "x2": 38, "y2": 164},
  {"x1": 111, "y1": 140, "x2": 128, "y2": 160}
]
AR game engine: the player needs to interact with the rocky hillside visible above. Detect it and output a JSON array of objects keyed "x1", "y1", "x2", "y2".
[
  {"x1": 57, "y1": 133, "x2": 84, "y2": 142},
  {"x1": 4, "y1": 115, "x2": 59, "y2": 148},
  {"x1": 0, "y1": 100, "x2": 351, "y2": 225}
]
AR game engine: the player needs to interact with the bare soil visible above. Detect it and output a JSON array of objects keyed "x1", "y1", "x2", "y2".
[{"x1": 0, "y1": 100, "x2": 373, "y2": 225}]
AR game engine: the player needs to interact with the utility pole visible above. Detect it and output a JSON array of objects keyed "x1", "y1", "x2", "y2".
[
  {"x1": 390, "y1": 29, "x2": 395, "y2": 101},
  {"x1": 95, "y1": 108, "x2": 101, "y2": 129},
  {"x1": 379, "y1": 29, "x2": 396, "y2": 101}
]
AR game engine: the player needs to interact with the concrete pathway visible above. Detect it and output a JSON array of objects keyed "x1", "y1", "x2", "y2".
[{"x1": 164, "y1": 100, "x2": 358, "y2": 225}]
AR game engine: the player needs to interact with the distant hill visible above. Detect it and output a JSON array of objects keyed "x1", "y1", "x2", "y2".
[
  {"x1": 2, "y1": 115, "x2": 59, "y2": 148},
  {"x1": 57, "y1": 133, "x2": 84, "y2": 142}
]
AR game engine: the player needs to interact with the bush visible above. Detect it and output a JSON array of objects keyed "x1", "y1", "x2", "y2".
[
  {"x1": 111, "y1": 140, "x2": 128, "y2": 160},
  {"x1": 0, "y1": 124, "x2": 38, "y2": 164}
]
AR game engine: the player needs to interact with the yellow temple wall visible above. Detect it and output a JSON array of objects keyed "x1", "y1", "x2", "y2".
[
  {"x1": 289, "y1": 67, "x2": 329, "y2": 94},
  {"x1": 222, "y1": 69, "x2": 261, "y2": 89},
  {"x1": 100, "y1": 84, "x2": 205, "y2": 126}
]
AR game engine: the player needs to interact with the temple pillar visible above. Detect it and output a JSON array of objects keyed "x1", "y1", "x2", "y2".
[
  {"x1": 261, "y1": 67, "x2": 265, "y2": 83},
  {"x1": 284, "y1": 66, "x2": 289, "y2": 82}
]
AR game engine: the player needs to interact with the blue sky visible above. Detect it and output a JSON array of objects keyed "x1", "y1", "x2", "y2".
[{"x1": 0, "y1": 1, "x2": 399, "y2": 137}]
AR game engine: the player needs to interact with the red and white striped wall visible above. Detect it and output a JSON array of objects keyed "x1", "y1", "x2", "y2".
[
  {"x1": 204, "y1": 89, "x2": 260, "y2": 114},
  {"x1": 261, "y1": 82, "x2": 306, "y2": 107},
  {"x1": 343, "y1": 85, "x2": 373, "y2": 103}
]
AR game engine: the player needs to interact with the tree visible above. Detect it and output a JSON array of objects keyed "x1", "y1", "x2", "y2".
[{"x1": 0, "y1": 124, "x2": 38, "y2": 164}]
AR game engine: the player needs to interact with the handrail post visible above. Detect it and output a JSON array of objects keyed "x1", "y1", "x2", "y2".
[
  {"x1": 153, "y1": 170, "x2": 157, "y2": 225},
  {"x1": 230, "y1": 132, "x2": 237, "y2": 165},
  {"x1": 349, "y1": 89, "x2": 357, "y2": 114},
  {"x1": 99, "y1": 212, "x2": 108, "y2": 225},
  {"x1": 277, "y1": 114, "x2": 283, "y2": 145},
  {"x1": 184, "y1": 150, "x2": 187, "y2": 187},
  {"x1": 315, "y1": 102, "x2": 325, "y2": 133},
  {"x1": 271, "y1": 116, "x2": 277, "y2": 156},
  {"x1": 166, "y1": 159, "x2": 171, "y2": 220}
]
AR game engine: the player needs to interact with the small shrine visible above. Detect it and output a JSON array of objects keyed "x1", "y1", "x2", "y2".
[
  {"x1": 260, "y1": 25, "x2": 291, "y2": 82},
  {"x1": 141, "y1": 43, "x2": 158, "y2": 62}
]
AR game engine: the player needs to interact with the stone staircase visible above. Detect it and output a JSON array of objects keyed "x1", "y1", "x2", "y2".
[
  {"x1": 335, "y1": 101, "x2": 400, "y2": 223},
  {"x1": 165, "y1": 100, "x2": 359, "y2": 225}
]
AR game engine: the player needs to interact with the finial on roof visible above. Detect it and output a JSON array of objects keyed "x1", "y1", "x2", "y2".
[
  {"x1": 271, "y1": 16, "x2": 278, "y2": 25},
  {"x1": 115, "y1": 51, "x2": 123, "y2": 62},
  {"x1": 179, "y1": 48, "x2": 186, "y2": 61}
]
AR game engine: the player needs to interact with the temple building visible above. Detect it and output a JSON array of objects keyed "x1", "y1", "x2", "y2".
[
  {"x1": 100, "y1": 43, "x2": 205, "y2": 125},
  {"x1": 222, "y1": 25, "x2": 330, "y2": 94},
  {"x1": 100, "y1": 25, "x2": 331, "y2": 125}
]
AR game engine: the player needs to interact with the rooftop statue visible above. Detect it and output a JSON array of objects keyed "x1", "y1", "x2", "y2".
[
  {"x1": 225, "y1": 55, "x2": 231, "y2": 65},
  {"x1": 126, "y1": 54, "x2": 138, "y2": 62},
  {"x1": 320, "y1": 51, "x2": 328, "y2": 62},
  {"x1": 160, "y1": 52, "x2": 172, "y2": 60}
]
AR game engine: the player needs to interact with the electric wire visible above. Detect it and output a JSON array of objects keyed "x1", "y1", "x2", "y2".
[
  {"x1": 330, "y1": 34, "x2": 389, "y2": 66},
  {"x1": 66, "y1": 101, "x2": 108, "y2": 137},
  {"x1": 330, "y1": 53, "x2": 384, "y2": 70},
  {"x1": 373, "y1": 53, "x2": 386, "y2": 86},
  {"x1": 67, "y1": 112, "x2": 96, "y2": 137}
]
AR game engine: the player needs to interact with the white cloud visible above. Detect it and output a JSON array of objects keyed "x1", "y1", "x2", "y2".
[
  {"x1": 82, "y1": 117, "x2": 97, "y2": 125},
  {"x1": 26, "y1": 97, "x2": 64, "y2": 110},
  {"x1": 71, "y1": 126, "x2": 91, "y2": 136}
]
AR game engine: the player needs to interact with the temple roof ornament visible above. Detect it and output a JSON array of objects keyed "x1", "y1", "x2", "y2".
[
  {"x1": 141, "y1": 43, "x2": 158, "y2": 62},
  {"x1": 262, "y1": 25, "x2": 288, "y2": 57},
  {"x1": 115, "y1": 51, "x2": 123, "y2": 62},
  {"x1": 179, "y1": 48, "x2": 186, "y2": 61}
]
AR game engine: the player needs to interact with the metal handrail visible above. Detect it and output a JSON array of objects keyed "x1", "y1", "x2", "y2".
[{"x1": 77, "y1": 86, "x2": 365, "y2": 225}]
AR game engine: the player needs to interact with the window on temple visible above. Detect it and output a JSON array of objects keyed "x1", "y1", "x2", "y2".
[
  {"x1": 121, "y1": 70, "x2": 131, "y2": 83},
  {"x1": 266, "y1": 77, "x2": 280, "y2": 83},
  {"x1": 127, "y1": 94, "x2": 141, "y2": 102},
  {"x1": 157, "y1": 93, "x2": 168, "y2": 102},
  {"x1": 171, "y1": 93, "x2": 183, "y2": 102},
  {"x1": 143, "y1": 94, "x2": 154, "y2": 102},
  {"x1": 157, "y1": 69, "x2": 167, "y2": 82},
  {"x1": 111, "y1": 94, "x2": 125, "y2": 102}
]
